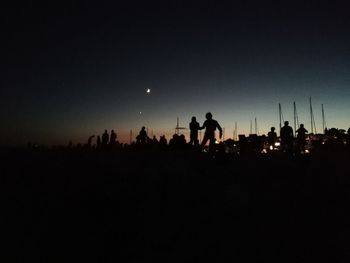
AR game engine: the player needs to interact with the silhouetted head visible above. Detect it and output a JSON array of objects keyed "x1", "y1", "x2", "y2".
[
  {"x1": 104, "y1": 130, "x2": 108, "y2": 133},
  {"x1": 284, "y1": 121, "x2": 289, "y2": 126},
  {"x1": 111, "y1": 129, "x2": 114, "y2": 133},
  {"x1": 300, "y1": 124, "x2": 304, "y2": 128},
  {"x1": 205, "y1": 112, "x2": 212, "y2": 120},
  {"x1": 271, "y1": 127, "x2": 275, "y2": 131},
  {"x1": 141, "y1": 126, "x2": 145, "y2": 130},
  {"x1": 191, "y1": 116, "x2": 196, "y2": 122}
]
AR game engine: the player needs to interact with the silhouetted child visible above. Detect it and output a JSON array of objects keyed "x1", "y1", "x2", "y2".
[
  {"x1": 280, "y1": 121, "x2": 294, "y2": 153},
  {"x1": 267, "y1": 127, "x2": 277, "y2": 148},
  {"x1": 199, "y1": 112, "x2": 222, "y2": 153},
  {"x1": 296, "y1": 124, "x2": 308, "y2": 152},
  {"x1": 189, "y1": 116, "x2": 200, "y2": 146}
]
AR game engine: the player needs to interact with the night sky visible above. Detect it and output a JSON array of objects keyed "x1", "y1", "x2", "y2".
[{"x1": 2, "y1": 2, "x2": 350, "y2": 145}]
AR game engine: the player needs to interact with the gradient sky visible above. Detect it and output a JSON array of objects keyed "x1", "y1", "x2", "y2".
[{"x1": 2, "y1": 2, "x2": 350, "y2": 145}]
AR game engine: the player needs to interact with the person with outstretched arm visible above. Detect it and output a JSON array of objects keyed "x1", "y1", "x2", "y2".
[{"x1": 199, "y1": 112, "x2": 222, "y2": 153}]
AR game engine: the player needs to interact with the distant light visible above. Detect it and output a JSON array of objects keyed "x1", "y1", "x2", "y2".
[
  {"x1": 269, "y1": 145, "x2": 273, "y2": 150},
  {"x1": 305, "y1": 149, "x2": 310, "y2": 154},
  {"x1": 261, "y1": 149, "x2": 267, "y2": 154},
  {"x1": 139, "y1": 111, "x2": 142, "y2": 115},
  {"x1": 146, "y1": 88, "x2": 151, "y2": 94},
  {"x1": 275, "y1": 142, "x2": 280, "y2": 146}
]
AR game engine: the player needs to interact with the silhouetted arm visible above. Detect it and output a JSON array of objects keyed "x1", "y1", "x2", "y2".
[
  {"x1": 199, "y1": 121, "x2": 206, "y2": 130},
  {"x1": 217, "y1": 122, "x2": 223, "y2": 138}
]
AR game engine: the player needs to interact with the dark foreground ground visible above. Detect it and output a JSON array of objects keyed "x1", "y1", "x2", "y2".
[{"x1": 1, "y1": 148, "x2": 350, "y2": 262}]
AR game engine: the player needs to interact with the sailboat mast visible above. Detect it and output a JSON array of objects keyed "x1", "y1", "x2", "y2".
[
  {"x1": 235, "y1": 121, "x2": 237, "y2": 141},
  {"x1": 309, "y1": 97, "x2": 317, "y2": 134},
  {"x1": 293, "y1": 101, "x2": 297, "y2": 136},
  {"x1": 309, "y1": 97, "x2": 313, "y2": 134},
  {"x1": 279, "y1": 103, "x2": 282, "y2": 132},
  {"x1": 322, "y1": 104, "x2": 327, "y2": 134}
]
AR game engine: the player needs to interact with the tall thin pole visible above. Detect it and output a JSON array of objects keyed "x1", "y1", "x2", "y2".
[
  {"x1": 293, "y1": 101, "x2": 297, "y2": 136},
  {"x1": 322, "y1": 104, "x2": 326, "y2": 134},
  {"x1": 250, "y1": 120, "x2": 253, "y2": 135},
  {"x1": 235, "y1": 121, "x2": 237, "y2": 141},
  {"x1": 176, "y1": 117, "x2": 179, "y2": 134},
  {"x1": 309, "y1": 97, "x2": 317, "y2": 134},
  {"x1": 254, "y1": 117, "x2": 258, "y2": 135},
  {"x1": 279, "y1": 103, "x2": 282, "y2": 132},
  {"x1": 129, "y1": 129, "x2": 132, "y2": 144},
  {"x1": 309, "y1": 97, "x2": 313, "y2": 134}
]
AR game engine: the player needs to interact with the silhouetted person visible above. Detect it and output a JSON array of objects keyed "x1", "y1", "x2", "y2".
[
  {"x1": 102, "y1": 130, "x2": 109, "y2": 149},
  {"x1": 200, "y1": 112, "x2": 222, "y2": 153},
  {"x1": 296, "y1": 124, "x2": 308, "y2": 152},
  {"x1": 267, "y1": 127, "x2": 277, "y2": 148},
  {"x1": 159, "y1": 135, "x2": 167, "y2": 149},
  {"x1": 189, "y1": 116, "x2": 200, "y2": 146},
  {"x1": 110, "y1": 130, "x2": 117, "y2": 147},
  {"x1": 136, "y1": 126, "x2": 147, "y2": 144},
  {"x1": 96, "y1": 136, "x2": 101, "y2": 149},
  {"x1": 280, "y1": 121, "x2": 294, "y2": 153}
]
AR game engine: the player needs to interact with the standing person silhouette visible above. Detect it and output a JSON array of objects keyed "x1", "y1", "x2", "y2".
[
  {"x1": 199, "y1": 112, "x2": 222, "y2": 153},
  {"x1": 296, "y1": 124, "x2": 308, "y2": 152},
  {"x1": 110, "y1": 130, "x2": 117, "y2": 147},
  {"x1": 137, "y1": 126, "x2": 148, "y2": 144},
  {"x1": 189, "y1": 116, "x2": 200, "y2": 146},
  {"x1": 280, "y1": 121, "x2": 294, "y2": 153},
  {"x1": 267, "y1": 127, "x2": 277, "y2": 149},
  {"x1": 102, "y1": 130, "x2": 109, "y2": 149}
]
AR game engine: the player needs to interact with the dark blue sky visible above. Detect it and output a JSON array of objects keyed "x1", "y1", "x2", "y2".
[{"x1": 2, "y1": 2, "x2": 350, "y2": 145}]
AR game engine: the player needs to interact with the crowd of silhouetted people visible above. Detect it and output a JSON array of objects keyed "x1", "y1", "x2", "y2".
[{"x1": 28, "y1": 112, "x2": 350, "y2": 156}]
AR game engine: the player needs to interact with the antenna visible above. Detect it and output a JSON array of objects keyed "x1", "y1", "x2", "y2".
[
  {"x1": 250, "y1": 120, "x2": 253, "y2": 135},
  {"x1": 254, "y1": 117, "x2": 259, "y2": 135}
]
